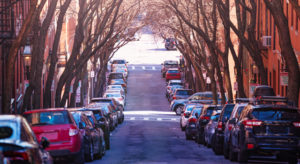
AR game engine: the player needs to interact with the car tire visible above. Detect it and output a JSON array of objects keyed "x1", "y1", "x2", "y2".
[
  {"x1": 237, "y1": 148, "x2": 248, "y2": 163},
  {"x1": 85, "y1": 142, "x2": 94, "y2": 162},
  {"x1": 105, "y1": 137, "x2": 110, "y2": 150},
  {"x1": 212, "y1": 135, "x2": 222, "y2": 155},
  {"x1": 195, "y1": 132, "x2": 202, "y2": 144},
  {"x1": 229, "y1": 141, "x2": 237, "y2": 161},
  {"x1": 185, "y1": 131, "x2": 192, "y2": 140},
  {"x1": 175, "y1": 105, "x2": 183, "y2": 115},
  {"x1": 74, "y1": 148, "x2": 85, "y2": 164},
  {"x1": 223, "y1": 137, "x2": 229, "y2": 159},
  {"x1": 287, "y1": 155, "x2": 298, "y2": 164}
]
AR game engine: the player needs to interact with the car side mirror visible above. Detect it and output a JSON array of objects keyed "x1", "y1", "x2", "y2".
[
  {"x1": 79, "y1": 122, "x2": 84, "y2": 129},
  {"x1": 195, "y1": 113, "x2": 199, "y2": 118},
  {"x1": 40, "y1": 137, "x2": 50, "y2": 149}
]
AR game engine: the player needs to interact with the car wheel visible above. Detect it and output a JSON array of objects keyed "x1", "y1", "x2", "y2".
[
  {"x1": 105, "y1": 136, "x2": 110, "y2": 150},
  {"x1": 175, "y1": 105, "x2": 183, "y2": 115},
  {"x1": 229, "y1": 141, "x2": 237, "y2": 161},
  {"x1": 74, "y1": 148, "x2": 85, "y2": 164},
  {"x1": 185, "y1": 131, "x2": 192, "y2": 140},
  {"x1": 212, "y1": 134, "x2": 222, "y2": 155},
  {"x1": 85, "y1": 142, "x2": 94, "y2": 162},
  {"x1": 223, "y1": 140, "x2": 229, "y2": 159},
  {"x1": 287, "y1": 154, "x2": 298, "y2": 164}
]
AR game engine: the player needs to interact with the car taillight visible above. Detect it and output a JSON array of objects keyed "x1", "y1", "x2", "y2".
[
  {"x1": 173, "y1": 96, "x2": 176, "y2": 100},
  {"x1": 184, "y1": 113, "x2": 187, "y2": 116},
  {"x1": 217, "y1": 121, "x2": 223, "y2": 131},
  {"x1": 189, "y1": 118, "x2": 197, "y2": 123},
  {"x1": 228, "y1": 124, "x2": 233, "y2": 131},
  {"x1": 243, "y1": 120, "x2": 262, "y2": 128},
  {"x1": 200, "y1": 116, "x2": 210, "y2": 120},
  {"x1": 293, "y1": 122, "x2": 300, "y2": 128},
  {"x1": 4, "y1": 151, "x2": 29, "y2": 161},
  {"x1": 69, "y1": 125, "x2": 79, "y2": 136}
]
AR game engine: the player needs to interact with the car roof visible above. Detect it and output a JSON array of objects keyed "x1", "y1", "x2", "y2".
[
  {"x1": 23, "y1": 108, "x2": 66, "y2": 114},
  {"x1": 168, "y1": 68, "x2": 179, "y2": 71},
  {"x1": 169, "y1": 80, "x2": 182, "y2": 83}
]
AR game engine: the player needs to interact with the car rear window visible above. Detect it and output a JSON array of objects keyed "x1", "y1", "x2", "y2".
[
  {"x1": 252, "y1": 108, "x2": 300, "y2": 121},
  {"x1": 170, "y1": 82, "x2": 183, "y2": 86},
  {"x1": 112, "y1": 60, "x2": 125, "y2": 64},
  {"x1": 0, "y1": 127, "x2": 13, "y2": 139},
  {"x1": 176, "y1": 90, "x2": 192, "y2": 95},
  {"x1": 24, "y1": 111, "x2": 71, "y2": 126},
  {"x1": 222, "y1": 104, "x2": 235, "y2": 121},
  {"x1": 168, "y1": 70, "x2": 179, "y2": 73},
  {"x1": 192, "y1": 109, "x2": 202, "y2": 116},
  {"x1": 206, "y1": 108, "x2": 216, "y2": 116}
]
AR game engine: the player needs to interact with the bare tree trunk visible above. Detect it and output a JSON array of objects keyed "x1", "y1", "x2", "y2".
[
  {"x1": 264, "y1": 0, "x2": 300, "y2": 106},
  {"x1": 3, "y1": 0, "x2": 38, "y2": 114},
  {"x1": 69, "y1": 73, "x2": 81, "y2": 107},
  {"x1": 44, "y1": 0, "x2": 72, "y2": 108}
]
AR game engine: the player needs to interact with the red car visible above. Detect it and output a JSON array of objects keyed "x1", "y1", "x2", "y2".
[
  {"x1": 23, "y1": 108, "x2": 85, "y2": 164},
  {"x1": 165, "y1": 68, "x2": 181, "y2": 81}
]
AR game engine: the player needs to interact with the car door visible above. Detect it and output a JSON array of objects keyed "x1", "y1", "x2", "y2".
[{"x1": 83, "y1": 115, "x2": 100, "y2": 154}]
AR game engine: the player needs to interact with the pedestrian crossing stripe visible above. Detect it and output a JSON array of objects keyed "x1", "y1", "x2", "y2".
[{"x1": 125, "y1": 117, "x2": 179, "y2": 122}]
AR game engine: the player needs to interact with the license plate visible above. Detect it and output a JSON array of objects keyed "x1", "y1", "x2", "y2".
[
  {"x1": 190, "y1": 124, "x2": 195, "y2": 127},
  {"x1": 40, "y1": 132, "x2": 58, "y2": 140}
]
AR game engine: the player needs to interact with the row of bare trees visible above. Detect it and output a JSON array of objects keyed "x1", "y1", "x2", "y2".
[
  {"x1": 3, "y1": 0, "x2": 143, "y2": 113},
  {"x1": 145, "y1": 0, "x2": 299, "y2": 106}
]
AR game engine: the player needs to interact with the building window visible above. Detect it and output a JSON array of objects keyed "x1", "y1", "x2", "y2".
[
  {"x1": 257, "y1": 0, "x2": 261, "y2": 40},
  {"x1": 273, "y1": 25, "x2": 276, "y2": 50},
  {"x1": 265, "y1": 7, "x2": 268, "y2": 35}
]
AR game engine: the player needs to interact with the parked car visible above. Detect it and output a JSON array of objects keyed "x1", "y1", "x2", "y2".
[
  {"x1": 169, "y1": 89, "x2": 193, "y2": 102},
  {"x1": 170, "y1": 92, "x2": 222, "y2": 114},
  {"x1": 69, "y1": 110, "x2": 104, "y2": 161},
  {"x1": 79, "y1": 107, "x2": 110, "y2": 150},
  {"x1": 166, "y1": 80, "x2": 183, "y2": 97},
  {"x1": 212, "y1": 103, "x2": 235, "y2": 155},
  {"x1": 23, "y1": 109, "x2": 84, "y2": 164},
  {"x1": 0, "y1": 115, "x2": 52, "y2": 164},
  {"x1": 161, "y1": 60, "x2": 178, "y2": 77},
  {"x1": 87, "y1": 103, "x2": 118, "y2": 131},
  {"x1": 185, "y1": 108, "x2": 202, "y2": 140},
  {"x1": 195, "y1": 105, "x2": 222, "y2": 144},
  {"x1": 230, "y1": 96, "x2": 300, "y2": 163},
  {"x1": 108, "y1": 72, "x2": 126, "y2": 83},
  {"x1": 166, "y1": 85, "x2": 184, "y2": 100},
  {"x1": 110, "y1": 59, "x2": 128, "y2": 70},
  {"x1": 223, "y1": 103, "x2": 248, "y2": 160},
  {"x1": 108, "y1": 79, "x2": 127, "y2": 91},
  {"x1": 180, "y1": 104, "x2": 199, "y2": 131},
  {"x1": 165, "y1": 38, "x2": 177, "y2": 50},
  {"x1": 105, "y1": 89, "x2": 125, "y2": 100},
  {"x1": 103, "y1": 92, "x2": 125, "y2": 107},
  {"x1": 106, "y1": 85, "x2": 125, "y2": 94},
  {"x1": 165, "y1": 68, "x2": 181, "y2": 82},
  {"x1": 204, "y1": 111, "x2": 220, "y2": 147}
]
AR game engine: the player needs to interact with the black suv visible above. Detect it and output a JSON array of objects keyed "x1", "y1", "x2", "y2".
[{"x1": 229, "y1": 96, "x2": 300, "y2": 163}]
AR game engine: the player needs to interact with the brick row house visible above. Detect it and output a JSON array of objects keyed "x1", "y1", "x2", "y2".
[
  {"x1": 0, "y1": 0, "x2": 31, "y2": 113},
  {"x1": 0, "y1": 0, "x2": 78, "y2": 113}
]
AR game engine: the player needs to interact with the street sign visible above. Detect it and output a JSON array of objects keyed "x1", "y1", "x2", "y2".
[
  {"x1": 280, "y1": 72, "x2": 288, "y2": 86},
  {"x1": 91, "y1": 71, "x2": 95, "y2": 78}
]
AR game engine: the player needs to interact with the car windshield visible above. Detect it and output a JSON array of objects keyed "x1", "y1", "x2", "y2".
[
  {"x1": 24, "y1": 111, "x2": 71, "y2": 126},
  {"x1": 168, "y1": 70, "x2": 178, "y2": 73},
  {"x1": 252, "y1": 108, "x2": 300, "y2": 121},
  {"x1": 164, "y1": 61, "x2": 178, "y2": 65},
  {"x1": 109, "y1": 85, "x2": 122, "y2": 89},
  {"x1": 176, "y1": 90, "x2": 192, "y2": 96},
  {"x1": 112, "y1": 60, "x2": 125, "y2": 64}
]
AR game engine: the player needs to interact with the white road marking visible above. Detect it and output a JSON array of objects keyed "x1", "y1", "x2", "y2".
[
  {"x1": 171, "y1": 118, "x2": 177, "y2": 121},
  {"x1": 132, "y1": 66, "x2": 135, "y2": 70},
  {"x1": 152, "y1": 66, "x2": 155, "y2": 70},
  {"x1": 130, "y1": 117, "x2": 135, "y2": 120},
  {"x1": 142, "y1": 66, "x2": 145, "y2": 70},
  {"x1": 157, "y1": 118, "x2": 162, "y2": 121},
  {"x1": 144, "y1": 117, "x2": 149, "y2": 120}
]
